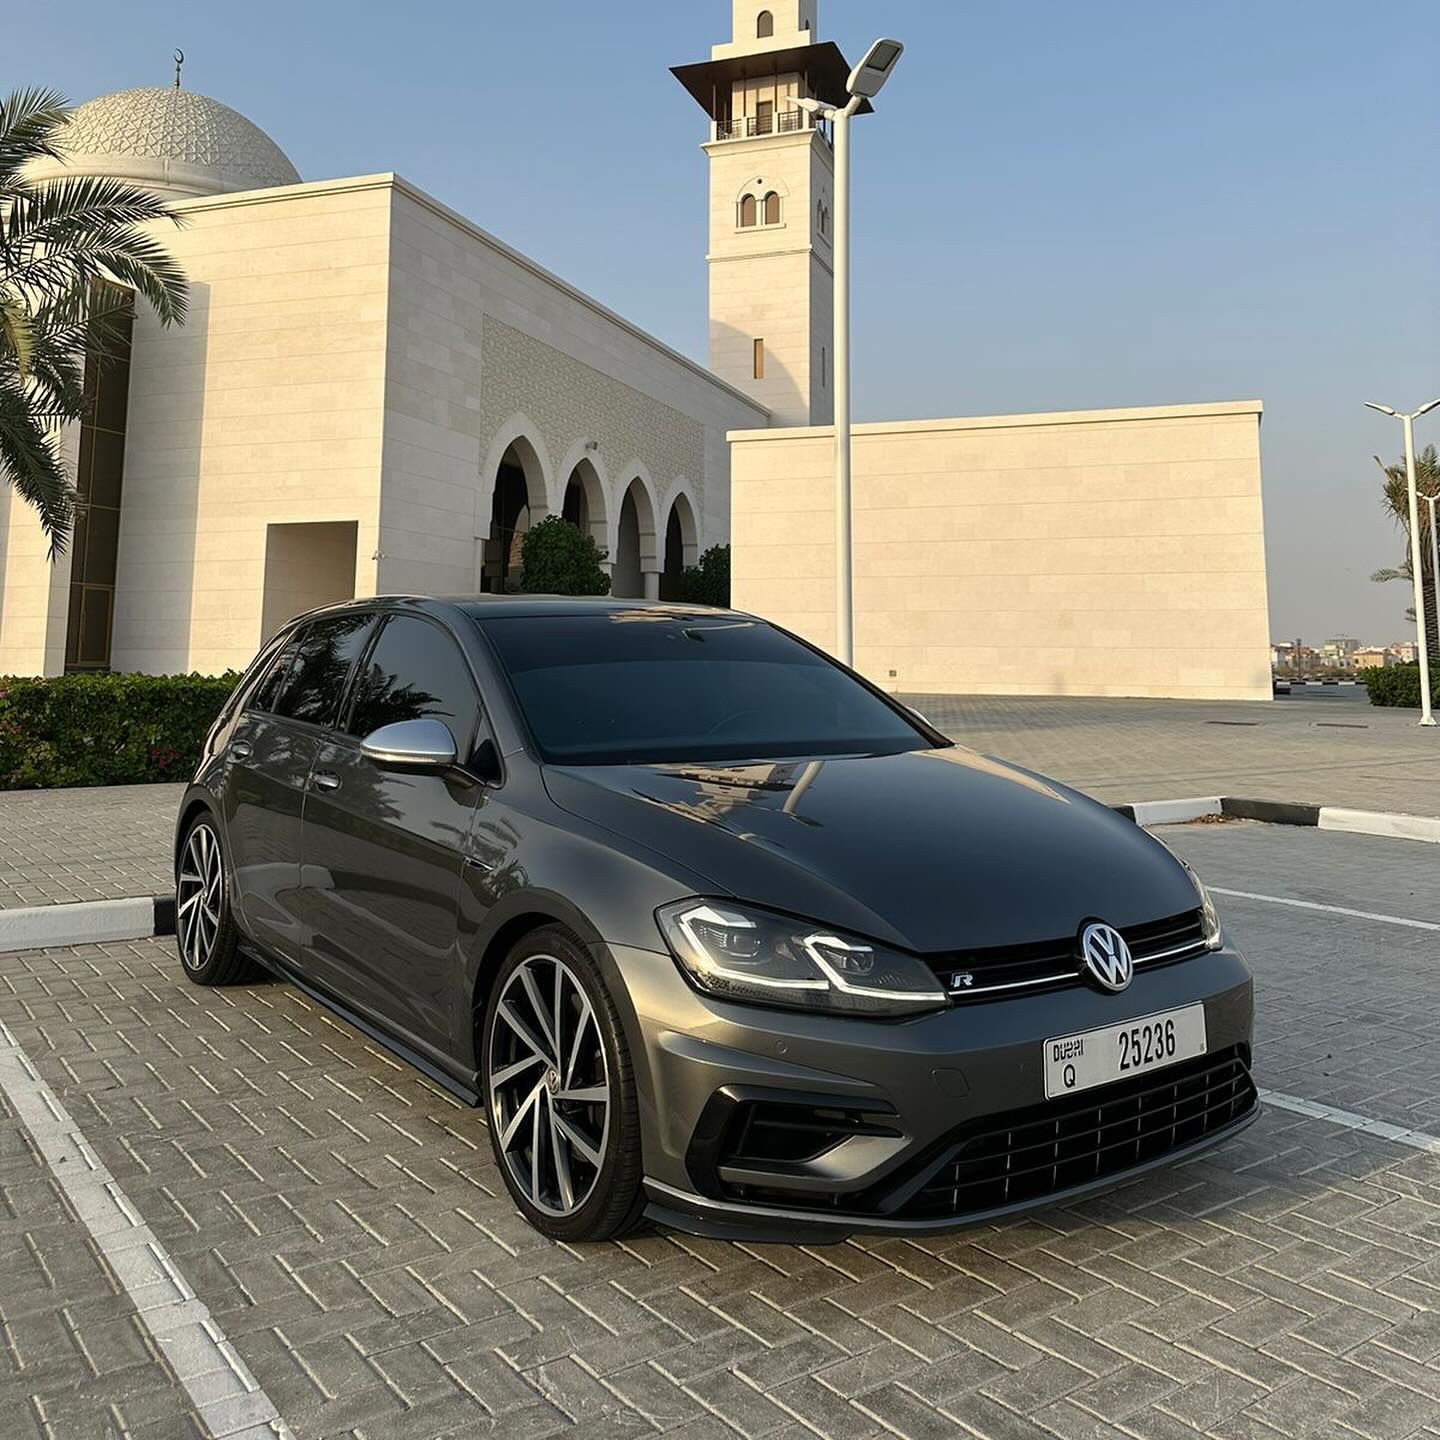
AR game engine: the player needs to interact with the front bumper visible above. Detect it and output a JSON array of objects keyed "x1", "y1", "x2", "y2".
[{"x1": 608, "y1": 941, "x2": 1256, "y2": 1242}]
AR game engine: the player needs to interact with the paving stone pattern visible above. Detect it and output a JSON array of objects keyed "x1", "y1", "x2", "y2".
[
  {"x1": 4, "y1": 916, "x2": 1440, "y2": 1439},
  {"x1": 902, "y1": 693, "x2": 1439, "y2": 817},
  {"x1": 0, "y1": 784, "x2": 183, "y2": 910},
  {"x1": 0, "y1": 1069, "x2": 209, "y2": 1439}
]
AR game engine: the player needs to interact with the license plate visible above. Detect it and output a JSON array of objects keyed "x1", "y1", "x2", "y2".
[{"x1": 1044, "y1": 1005, "x2": 1207, "y2": 1100}]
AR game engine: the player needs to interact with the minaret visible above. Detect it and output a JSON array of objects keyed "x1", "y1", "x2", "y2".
[{"x1": 674, "y1": 2, "x2": 867, "y2": 427}]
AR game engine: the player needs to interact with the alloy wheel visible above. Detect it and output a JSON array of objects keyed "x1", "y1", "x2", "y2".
[
  {"x1": 176, "y1": 822, "x2": 223, "y2": 972},
  {"x1": 487, "y1": 954, "x2": 612, "y2": 1217}
]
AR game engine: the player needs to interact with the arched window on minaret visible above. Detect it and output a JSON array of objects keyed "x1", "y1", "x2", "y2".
[
  {"x1": 757, "y1": 10, "x2": 774, "y2": 38},
  {"x1": 739, "y1": 194, "x2": 758, "y2": 228},
  {"x1": 763, "y1": 191, "x2": 781, "y2": 226}
]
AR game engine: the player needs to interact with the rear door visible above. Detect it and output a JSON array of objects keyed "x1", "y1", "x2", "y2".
[
  {"x1": 298, "y1": 614, "x2": 485, "y2": 1053},
  {"x1": 224, "y1": 613, "x2": 375, "y2": 963}
]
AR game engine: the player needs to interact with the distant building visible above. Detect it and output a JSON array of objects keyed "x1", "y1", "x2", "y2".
[
  {"x1": 1319, "y1": 636, "x2": 1360, "y2": 669},
  {"x1": 1354, "y1": 647, "x2": 1393, "y2": 670}
]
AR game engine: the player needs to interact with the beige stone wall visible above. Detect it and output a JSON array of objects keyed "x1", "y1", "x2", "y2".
[
  {"x1": 730, "y1": 402, "x2": 1272, "y2": 701},
  {"x1": 383, "y1": 183, "x2": 764, "y2": 598},
  {"x1": 0, "y1": 426, "x2": 78, "y2": 676},
  {"x1": 108, "y1": 177, "x2": 391, "y2": 675}
]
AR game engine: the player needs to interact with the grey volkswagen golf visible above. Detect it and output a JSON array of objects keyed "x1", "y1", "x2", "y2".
[{"x1": 174, "y1": 596, "x2": 1256, "y2": 1243}]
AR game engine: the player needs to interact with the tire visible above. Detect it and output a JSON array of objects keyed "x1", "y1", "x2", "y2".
[
  {"x1": 174, "y1": 813, "x2": 260, "y2": 986},
  {"x1": 480, "y1": 924, "x2": 645, "y2": 1242}
]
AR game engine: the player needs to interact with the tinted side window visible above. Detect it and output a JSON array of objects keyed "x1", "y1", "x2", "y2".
[
  {"x1": 345, "y1": 617, "x2": 479, "y2": 746},
  {"x1": 250, "y1": 632, "x2": 304, "y2": 713},
  {"x1": 273, "y1": 614, "x2": 375, "y2": 727}
]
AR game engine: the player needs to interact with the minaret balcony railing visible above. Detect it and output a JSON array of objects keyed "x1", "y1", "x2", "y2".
[{"x1": 712, "y1": 109, "x2": 829, "y2": 143}]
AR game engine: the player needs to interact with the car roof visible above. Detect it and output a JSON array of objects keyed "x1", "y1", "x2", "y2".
[{"x1": 288, "y1": 595, "x2": 752, "y2": 624}]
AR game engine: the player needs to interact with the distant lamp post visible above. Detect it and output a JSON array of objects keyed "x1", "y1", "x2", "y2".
[
  {"x1": 794, "y1": 37, "x2": 905, "y2": 668},
  {"x1": 1366, "y1": 398, "x2": 1440, "y2": 726}
]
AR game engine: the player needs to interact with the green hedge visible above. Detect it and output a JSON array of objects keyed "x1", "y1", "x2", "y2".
[
  {"x1": 1365, "y1": 663, "x2": 1439, "y2": 709},
  {"x1": 0, "y1": 672, "x2": 239, "y2": 790}
]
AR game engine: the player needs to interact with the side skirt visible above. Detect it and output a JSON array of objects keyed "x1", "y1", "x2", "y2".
[{"x1": 240, "y1": 944, "x2": 484, "y2": 1109}]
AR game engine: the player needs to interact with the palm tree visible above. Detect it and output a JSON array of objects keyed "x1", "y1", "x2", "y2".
[
  {"x1": 1, "y1": 87, "x2": 188, "y2": 553},
  {"x1": 1371, "y1": 444, "x2": 1440, "y2": 638}
]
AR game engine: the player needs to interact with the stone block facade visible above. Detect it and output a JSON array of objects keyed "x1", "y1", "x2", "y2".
[{"x1": 729, "y1": 402, "x2": 1272, "y2": 701}]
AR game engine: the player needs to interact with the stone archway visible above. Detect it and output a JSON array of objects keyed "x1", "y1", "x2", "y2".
[
  {"x1": 560, "y1": 455, "x2": 609, "y2": 558},
  {"x1": 660, "y1": 489, "x2": 699, "y2": 602},
  {"x1": 611, "y1": 474, "x2": 659, "y2": 599},
  {"x1": 482, "y1": 435, "x2": 547, "y2": 593}
]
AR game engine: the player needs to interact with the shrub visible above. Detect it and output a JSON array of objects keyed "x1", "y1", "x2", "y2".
[
  {"x1": 1365, "y1": 662, "x2": 1439, "y2": 709},
  {"x1": 519, "y1": 515, "x2": 612, "y2": 596},
  {"x1": 0, "y1": 672, "x2": 239, "y2": 790},
  {"x1": 678, "y1": 544, "x2": 731, "y2": 608}
]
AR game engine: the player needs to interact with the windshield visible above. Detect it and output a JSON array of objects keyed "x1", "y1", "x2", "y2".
[{"x1": 478, "y1": 613, "x2": 937, "y2": 765}]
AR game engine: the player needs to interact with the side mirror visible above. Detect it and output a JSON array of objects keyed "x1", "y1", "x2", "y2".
[{"x1": 360, "y1": 718, "x2": 457, "y2": 773}]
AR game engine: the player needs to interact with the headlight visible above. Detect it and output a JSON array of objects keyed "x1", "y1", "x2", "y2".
[
  {"x1": 657, "y1": 900, "x2": 948, "y2": 1017},
  {"x1": 1180, "y1": 862, "x2": 1223, "y2": 949}
]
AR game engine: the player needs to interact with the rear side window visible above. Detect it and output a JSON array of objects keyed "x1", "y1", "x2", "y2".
[
  {"x1": 250, "y1": 634, "x2": 303, "y2": 714},
  {"x1": 345, "y1": 616, "x2": 479, "y2": 747},
  {"x1": 272, "y1": 614, "x2": 375, "y2": 727}
]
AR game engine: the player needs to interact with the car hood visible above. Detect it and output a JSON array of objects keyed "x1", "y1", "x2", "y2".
[{"x1": 541, "y1": 747, "x2": 1199, "y2": 953}]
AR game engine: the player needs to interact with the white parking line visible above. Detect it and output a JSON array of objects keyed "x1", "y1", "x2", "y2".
[
  {"x1": 0, "y1": 1018, "x2": 294, "y2": 1440},
  {"x1": 1211, "y1": 888, "x2": 1440, "y2": 933},
  {"x1": 1261, "y1": 1089, "x2": 1440, "y2": 1154}
]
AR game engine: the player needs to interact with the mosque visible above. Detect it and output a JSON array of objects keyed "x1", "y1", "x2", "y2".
[{"x1": 0, "y1": 0, "x2": 1271, "y2": 699}]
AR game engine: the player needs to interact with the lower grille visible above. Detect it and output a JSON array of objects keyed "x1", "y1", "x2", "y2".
[
  {"x1": 897, "y1": 1047, "x2": 1255, "y2": 1220},
  {"x1": 720, "y1": 1101, "x2": 898, "y2": 1170}
]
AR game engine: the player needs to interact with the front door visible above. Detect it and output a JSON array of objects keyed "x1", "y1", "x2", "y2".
[{"x1": 298, "y1": 614, "x2": 484, "y2": 1055}]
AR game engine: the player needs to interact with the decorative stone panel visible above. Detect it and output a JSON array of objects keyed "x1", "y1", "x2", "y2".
[{"x1": 479, "y1": 317, "x2": 705, "y2": 511}]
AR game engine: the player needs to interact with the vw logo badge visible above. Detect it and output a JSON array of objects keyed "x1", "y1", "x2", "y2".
[{"x1": 1080, "y1": 922, "x2": 1133, "y2": 993}]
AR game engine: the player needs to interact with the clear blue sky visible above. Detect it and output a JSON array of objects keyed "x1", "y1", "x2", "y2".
[{"x1": 16, "y1": 0, "x2": 1438, "y2": 643}]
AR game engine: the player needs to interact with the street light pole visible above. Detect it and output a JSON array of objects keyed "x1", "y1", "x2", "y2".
[
  {"x1": 831, "y1": 91, "x2": 862, "y2": 667},
  {"x1": 796, "y1": 38, "x2": 904, "y2": 669},
  {"x1": 1367, "y1": 398, "x2": 1440, "y2": 727}
]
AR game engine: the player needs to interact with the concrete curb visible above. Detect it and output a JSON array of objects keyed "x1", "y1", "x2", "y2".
[
  {"x1": 0, "y1": 895, "x2": 174, "y2": 952},
  {"x1": 1115, "y1": 797, "x2": 1440, "y2": 844}
]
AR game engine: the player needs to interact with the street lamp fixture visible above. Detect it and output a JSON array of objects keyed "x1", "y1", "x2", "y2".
[
  {"x1": 1366, "y1": 398, "x2": 1440, "y2": 726},
  {"x1": 794, "y1": 37, "x2": 905, "y2": 668}
]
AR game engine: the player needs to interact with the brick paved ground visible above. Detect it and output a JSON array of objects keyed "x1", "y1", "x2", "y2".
[
  {"x1": 3, "y1": 825, "x2": 1440, "y2": 1439},
  {"x1": 0, "y1": 1078, "x2": 209, "y2": 1439},
  {"x1": 903, "y1": 691, "x2": 1439, "y2": 817},
  {"x1": 0, "y1": 784, "x2": 182, "y2": 909}
]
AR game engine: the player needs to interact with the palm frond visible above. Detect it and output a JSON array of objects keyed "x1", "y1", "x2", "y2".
[
  {"x1": 0, "y1": 87, "x2": 70, "y2": 189},
  {"x1": 0, "y1": 294, "x2": 35, "y2": 376},
  {"x1": 0, "y1": 88, "x2": 188, "y2": 545},
  {"x1": 0, "y1": 378, "x2": 73, "y2": 553},
  {"x1": 4, "y1": 172, "x2": 182, "y2": 247},
  {"x1": 85, "y1": 244, "x2": 188, "y2": 327}
]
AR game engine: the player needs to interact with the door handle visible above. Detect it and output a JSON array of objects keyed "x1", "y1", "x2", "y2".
[
  {"x1": 312, "y1": 771, "x2": 342, "y2": 793},
  {"x1": 230, "y1": 740, "x2": 253, "y2": 760}
]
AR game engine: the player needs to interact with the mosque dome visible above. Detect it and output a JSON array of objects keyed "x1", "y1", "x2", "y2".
[{"x1": 27, "y1": 85, "x2": 300, "y2": 199}]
